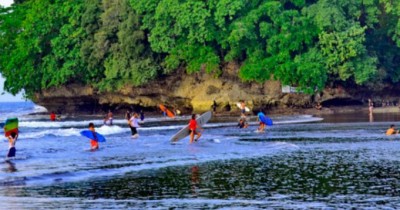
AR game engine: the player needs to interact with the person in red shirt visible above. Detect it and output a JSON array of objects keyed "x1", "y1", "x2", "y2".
[
  {"x1": 50, "y1": 112, "x2": 56, "y2": 121},
  {"x1": 189, "y1": 114, "x2": 203, "y2": 143},
  {"x1": 88, "y1": 123, "x2": 99, "y2": 150}
]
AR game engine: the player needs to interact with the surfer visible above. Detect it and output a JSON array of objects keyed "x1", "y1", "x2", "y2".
[
  {"x1": 88, "y1": 123, "x2": 99, "y2": 150},
  {"x1": 104, "y1": 110, "x2": 113, "y2": 125},
  {"x1": 386, "y1": 125, "x2": 399, "y2": 135},
  {"x1": 6, "y1": 132, "x2": 18, "y2": 159},
  {"x1": 129, "y1": 112, "x2": 140, "y2": 138},
  {"x1": 238, "y1": 117, "x2": 248, "y2": 129},
  {"x1": 257, "y1": 111, "x2": 266, "y2": 132},
  {"x1": 189, "y1": 114, "x2": 203, "y2": 143},
  {"x1": 240, "y1": 101, "x2": 246, "y2": 117},
  {"x1": 50, "y1": 111, "x2": 56, "y2": 121}
]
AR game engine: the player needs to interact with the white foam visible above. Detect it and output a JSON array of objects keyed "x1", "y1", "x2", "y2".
[{"x1": 96, "y1": 125, "x2": 127, "y2": 135}]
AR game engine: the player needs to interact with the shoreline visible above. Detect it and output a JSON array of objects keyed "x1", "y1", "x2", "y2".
[{"x1": 26, "y1": 102, "x2": 400, "y2": 120}]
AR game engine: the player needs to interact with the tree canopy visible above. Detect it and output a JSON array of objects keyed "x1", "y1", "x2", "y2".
[{"x1": 0, "y1": 0, "x2": 400, "y2": 97}]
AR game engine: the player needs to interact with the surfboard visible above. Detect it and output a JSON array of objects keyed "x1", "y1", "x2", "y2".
[
  {"x1": 170, "y1": 111, "x2": 212, "y2": 143},
  {"x1": 236, "y1": 103, "x2": 250, "y2": 112},
  {"x1": 4, "y1": 118, "x2": 18, "y2": 137},
  {"x1": 80, "y1": 130, "x2": 106, "y2": 142},
  {"x1": 159, "y1": 104, "x2": 175, "y2": 118},
  {"x1": 258, "y1": 112, "x2": 273, "y2": 126}
]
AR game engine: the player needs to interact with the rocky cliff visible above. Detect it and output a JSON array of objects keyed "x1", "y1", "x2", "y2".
[{"x1": 32, "y1": 62, "x2": 400, "y2": 115}]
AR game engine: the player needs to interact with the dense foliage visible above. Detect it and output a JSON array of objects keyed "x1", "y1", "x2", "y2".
[{"x1": 1, "y1": 0, "x2": 400, "y2": 97}]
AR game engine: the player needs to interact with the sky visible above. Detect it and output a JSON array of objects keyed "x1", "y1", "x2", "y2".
[{"x1": 0, "y1": 0, "x2": 25, "y2": 102}]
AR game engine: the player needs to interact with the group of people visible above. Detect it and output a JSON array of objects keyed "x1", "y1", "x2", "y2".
[{"x1": 236, "y1": 101, "x2": 267, "y2": 132}]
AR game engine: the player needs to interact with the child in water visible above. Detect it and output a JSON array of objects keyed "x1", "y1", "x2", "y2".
[
  {"x1": 386, "y1": 124, "x2": 399, "y2": 135},
  {"x1": 189, "y1": 114, "x2": 203, "y2": 143},
  {"x1": 238, "y1": 117, "x2": 248, "y2": 129},
  {"x1": 6, "y1": 132, "x2": 18, "y2": 159},
  {"x1": 88, "y1": 123, "x2": 99, "y2": 150}
]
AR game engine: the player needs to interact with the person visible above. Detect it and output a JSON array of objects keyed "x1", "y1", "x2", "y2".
[
  {"x1": 240, "y1": 101, "x2": 246, "y2": 117},
  {"x1": 212, "y1": 100, "x2": 218, "y2": 113},
  {"x1": 315, "y1": 102, "x2": 322, "y2": 111},
  {"x1": 125, "y1": 110, "x2": 131, "y2": 121},
  {"x1": 50, "y1": 112, "x2": 56, "y2": 121},
  {"x1": 368, "y1": 98, "x2": 374, "y2": 114},
  {"x1": 88, "y1": 123, "x2": 99, "y2": 150},
  {"x1": 189, "y1": 114, "x2": 203, "y2": 143},
  {"x1": 140, "y1": 110, "x2": 145, "y2": 121},
  {"x1": 162, "y1": 107, "x2": 167, "y2": 117},
  {"x1": 6, "y1": 132, "x2": 18, "y2": 159},
  {"x1": 129, "y1": 112, "x2": 140, "y2": 138},
  {"x1": 238, "y1": 117, "x2": 248, "y2": 129},
  {"x1": 257, "y1": 111, "x2": 266, "y2": 132},
  {"x1": 104, "y1": 110, "x2": 113, "y2": 125},
  {"x1": 386, "y1": 125, "x2": 399, "y2": 135}
]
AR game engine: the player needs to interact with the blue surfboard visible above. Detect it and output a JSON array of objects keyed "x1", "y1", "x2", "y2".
[
  {"x1": 258, "y1": 112, "x2": 273, "y2": 126},
  {"x1": 80, "y1": 130, "x2": 106, "y2": 142}
]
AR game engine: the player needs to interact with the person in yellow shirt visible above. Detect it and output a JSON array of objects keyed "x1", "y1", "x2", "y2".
[{"x1": 386, "y1": 125, "x2": 399, "y2": 135}]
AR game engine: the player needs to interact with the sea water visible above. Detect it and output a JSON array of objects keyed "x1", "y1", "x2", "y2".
[{"x1": 1, "y1": 102, "x2": 400, "y2": 209}]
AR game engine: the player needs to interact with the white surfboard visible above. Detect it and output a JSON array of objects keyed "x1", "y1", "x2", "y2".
[
  {"x1": 236, "y1": 103, "x2": 250, "y2": 112},
  {"x1": 170, "y1": 111, "x2": 212, "y2": 143}
]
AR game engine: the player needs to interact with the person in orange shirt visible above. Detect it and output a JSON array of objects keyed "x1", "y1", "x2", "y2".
[
  {"x1": 88, "y1": 123, "x2": 99, "y2": 150},
  {"x1": 386, "y1": 125, "x2": 399, "y2": 136},
  {"x1": 50, "y1": 112, "x2": 56, "y2": 121},
  {"x1": 189, "y1": 114, "x2": 203, "y2": 143}
]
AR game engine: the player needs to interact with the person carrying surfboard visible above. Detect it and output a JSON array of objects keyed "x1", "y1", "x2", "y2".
[
  {"x1": 189, "y1": 114, "x2": 203, "y2": 143},
  {"x1": 257, "y1": 111, "x2": 266, "y2": 132},
  {"x1": 88, "y1": 123, "x2": 99, "y2": 150},
  {"x1": 6, "y1": 132, "x2": 18, "y2": 159},
  {"x1": 129, "y1": 112, "x2": 140, "y2": 138},
  {"x1": 240, "y1": 101, "x2": 246, "y2": 117}
]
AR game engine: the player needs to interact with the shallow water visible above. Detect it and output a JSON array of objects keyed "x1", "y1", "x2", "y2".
[{"x1": 1, "y1": 105, "x2": 400, "y2": 209}]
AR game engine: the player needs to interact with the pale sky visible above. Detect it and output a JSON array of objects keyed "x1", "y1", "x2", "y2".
[{"x1": 0, "y1": 0, "x2": 25, "y2": 102}]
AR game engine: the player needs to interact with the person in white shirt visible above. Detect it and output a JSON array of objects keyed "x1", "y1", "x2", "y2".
[
  {"x1": 129, "y1": 112, "x2": 140, "y2": 138},
  {"x1": 7, "y1": 132, "x2": 18, "y2": 159}
]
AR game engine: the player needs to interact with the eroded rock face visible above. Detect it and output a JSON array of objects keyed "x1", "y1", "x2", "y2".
[{"x1": 34, "y1": 63, "x2": 394, "y2": 114}]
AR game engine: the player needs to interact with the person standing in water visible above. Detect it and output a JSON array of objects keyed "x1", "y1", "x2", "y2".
[
  {"x1": 386, "y1": 125, "x2": 399, "y2": 135},
  {"x1": 104, "y1": 110, "x2": 113, "y2": 125},
  {"x1": 6, "y1": 132, "x2": 18, "y2": 159},
  {"x1": 368, "y1": 98, "x2": 374, "y2": 114},
  {"x1": 50, "y1": 112, "x2": 56, "y2": 121},
  {"x1": 129, "y1": 112, "x2": 140, "y2": 138},
  {"x1": 257, "y1": 111, "x2": 266, "y2": 132},
  {"x1": 189, "y1": 114, "x2": 203, "y2": 143},
  {"x1": 88, "y1": 123, "x2": 99, "y2": 151},
  {"x1": 238, "y1": 117, "x2": 248, "y2": 129},
  {"x1": 140, "y1": 110, "x2": 145, "y2": 121}
]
